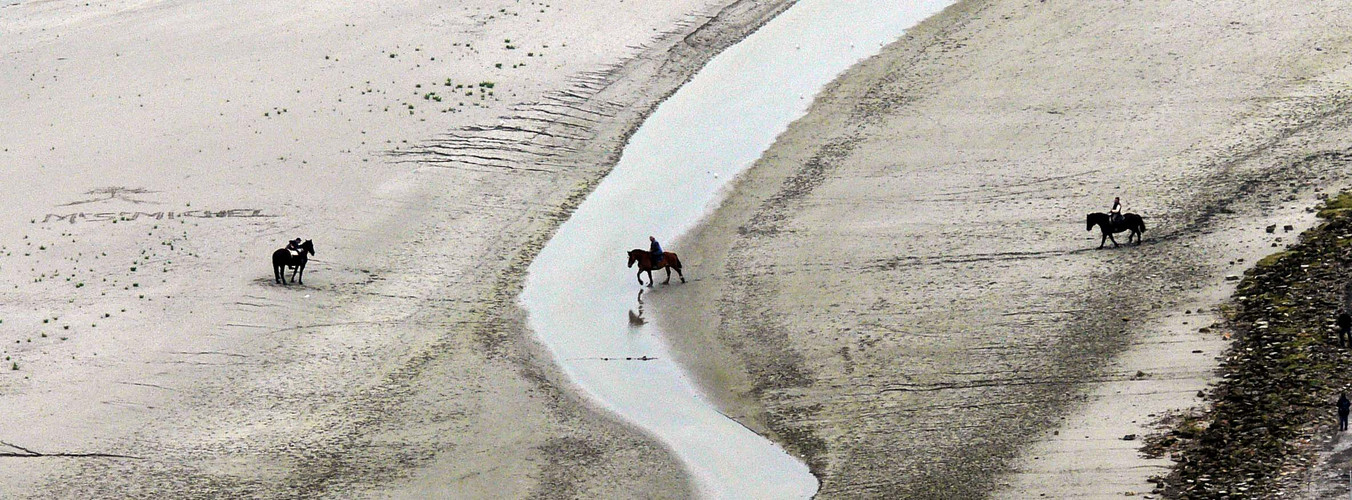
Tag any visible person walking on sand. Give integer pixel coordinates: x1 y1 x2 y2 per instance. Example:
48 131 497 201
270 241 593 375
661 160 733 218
1338 393 1351 431
1109 196 1124 228
1338 311 1351 347
649 236 664 267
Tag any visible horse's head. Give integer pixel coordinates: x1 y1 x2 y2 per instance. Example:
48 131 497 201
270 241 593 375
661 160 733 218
627 250 637 268
301 239 315 256
1086 213 1099 231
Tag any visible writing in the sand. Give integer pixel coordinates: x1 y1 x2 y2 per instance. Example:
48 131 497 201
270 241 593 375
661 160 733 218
42 209 273 224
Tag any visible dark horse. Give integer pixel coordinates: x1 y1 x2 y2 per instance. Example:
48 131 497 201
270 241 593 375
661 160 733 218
627 249 685 286
272 239 314 285
1086 212 1145 249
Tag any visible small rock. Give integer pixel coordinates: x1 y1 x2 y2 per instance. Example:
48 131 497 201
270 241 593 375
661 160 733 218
1266 225 1277 233
1123 434 1138 441
1225 275 1240 281
1283 225 1294 232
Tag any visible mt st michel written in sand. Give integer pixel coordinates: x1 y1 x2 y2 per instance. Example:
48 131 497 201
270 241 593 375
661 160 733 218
6 0 1352 498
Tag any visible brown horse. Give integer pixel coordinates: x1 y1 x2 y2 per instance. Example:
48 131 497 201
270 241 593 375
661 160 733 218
627 249 685 286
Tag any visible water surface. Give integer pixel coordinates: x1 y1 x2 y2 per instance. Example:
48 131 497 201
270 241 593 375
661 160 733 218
521 0 953 497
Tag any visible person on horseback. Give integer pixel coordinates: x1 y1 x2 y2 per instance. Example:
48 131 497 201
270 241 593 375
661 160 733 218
649 236 664 267
1109 197 1124 228
286 238 303 258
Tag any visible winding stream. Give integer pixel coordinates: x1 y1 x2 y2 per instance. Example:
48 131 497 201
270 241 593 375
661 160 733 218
520 0 952 497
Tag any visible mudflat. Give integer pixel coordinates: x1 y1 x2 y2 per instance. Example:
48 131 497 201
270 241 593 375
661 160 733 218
656 0 1352 497
0 0 796 496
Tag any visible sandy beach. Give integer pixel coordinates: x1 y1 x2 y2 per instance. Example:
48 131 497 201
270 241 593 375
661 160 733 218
10 0 1352 497
0 0 797 496
656 0 1352 497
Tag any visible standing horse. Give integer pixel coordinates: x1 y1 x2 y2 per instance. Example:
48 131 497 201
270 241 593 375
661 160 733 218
272 239 315 285
627 249 685 286
1086 212 1145 249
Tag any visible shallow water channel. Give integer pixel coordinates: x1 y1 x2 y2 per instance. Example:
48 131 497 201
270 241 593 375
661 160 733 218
520 0 952 497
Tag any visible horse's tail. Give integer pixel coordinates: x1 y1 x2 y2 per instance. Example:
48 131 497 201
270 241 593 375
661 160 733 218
667 252 681 270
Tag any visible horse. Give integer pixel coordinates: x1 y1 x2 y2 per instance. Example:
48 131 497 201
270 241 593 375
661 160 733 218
1086 212 1145 249
272 239 314 285
627 249 685 286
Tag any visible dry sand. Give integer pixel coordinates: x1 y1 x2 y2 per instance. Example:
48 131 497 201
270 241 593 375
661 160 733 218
0 0 798 496
657 0 1352 497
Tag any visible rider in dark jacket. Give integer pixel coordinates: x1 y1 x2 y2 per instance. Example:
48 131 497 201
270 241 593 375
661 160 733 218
649 236 663 267
1109 197 1124 227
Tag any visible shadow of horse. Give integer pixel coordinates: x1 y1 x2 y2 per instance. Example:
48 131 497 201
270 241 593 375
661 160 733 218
272 239 314 285
627 249 685 286
1086 212 1145 249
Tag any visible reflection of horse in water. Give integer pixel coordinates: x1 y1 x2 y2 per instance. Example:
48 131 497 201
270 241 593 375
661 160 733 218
627 249 684 286
1086 212 1145 249
272 239 315 285
628 289 648 326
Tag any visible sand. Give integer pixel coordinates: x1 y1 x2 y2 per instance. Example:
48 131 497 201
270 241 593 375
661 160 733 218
0 0 798 496
656 0 1352 497
12 0 1352 496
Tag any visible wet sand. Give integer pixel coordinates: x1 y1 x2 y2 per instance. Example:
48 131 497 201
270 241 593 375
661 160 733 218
0 0 795 496
656 0 1352 497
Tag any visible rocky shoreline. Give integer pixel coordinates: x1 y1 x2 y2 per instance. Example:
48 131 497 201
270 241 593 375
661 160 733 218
1150 192 1352 498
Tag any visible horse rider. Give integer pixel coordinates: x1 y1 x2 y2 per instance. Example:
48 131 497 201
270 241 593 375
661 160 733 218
286 238 303 257
649 236 664 267
1109 197 1124 228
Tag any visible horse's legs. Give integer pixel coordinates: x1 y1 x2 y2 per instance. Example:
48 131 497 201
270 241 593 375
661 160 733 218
663 267 671 285
275 265 284 284
1099 231 1107 249
636 269 645 285
675 267 685 283
296 263 305 285
1109 232 1119 247
646 269 654 287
